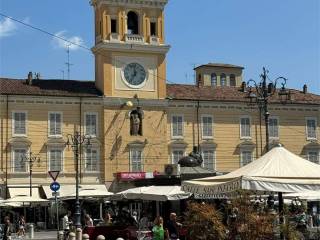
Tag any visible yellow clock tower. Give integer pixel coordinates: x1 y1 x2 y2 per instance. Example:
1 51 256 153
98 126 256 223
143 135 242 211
90 0 170 99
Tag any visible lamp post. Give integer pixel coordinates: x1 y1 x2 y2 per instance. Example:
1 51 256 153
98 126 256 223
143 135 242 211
66 131 91 229
21 152 40 197
246 67 289 239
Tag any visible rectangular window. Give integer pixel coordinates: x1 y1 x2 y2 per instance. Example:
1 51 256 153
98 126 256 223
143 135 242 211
111 19 117 33
306 118 317 140
130 149 143 172
241 151 252 167
269 117 279 138
85 113 98 137
202 115 213 139
13 149 27 173
308 151 319 164
85 149 99 172
202 150 215 170
49 149 63 171
49 112 62 136
240 117 251 138
150 22 156 36
13 112 26 135
172 115 183 138
172 150 184 164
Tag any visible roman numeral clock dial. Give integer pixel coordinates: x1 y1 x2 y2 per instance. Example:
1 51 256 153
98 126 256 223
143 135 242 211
123 62 147 88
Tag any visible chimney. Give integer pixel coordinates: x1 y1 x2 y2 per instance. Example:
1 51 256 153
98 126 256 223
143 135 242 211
303 84 307 94
240 81 246 92
26 72 33 85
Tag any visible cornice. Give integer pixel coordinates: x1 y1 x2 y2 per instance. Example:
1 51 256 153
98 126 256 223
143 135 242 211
103 97 169 108
91 0 168 9
92 42 170 54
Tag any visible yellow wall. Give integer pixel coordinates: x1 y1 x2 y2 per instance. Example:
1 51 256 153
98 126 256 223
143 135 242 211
196 67 243 87
0 95 319 187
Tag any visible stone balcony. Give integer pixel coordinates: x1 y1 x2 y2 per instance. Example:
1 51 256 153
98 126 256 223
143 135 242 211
109 33 120 42
125 34 145 43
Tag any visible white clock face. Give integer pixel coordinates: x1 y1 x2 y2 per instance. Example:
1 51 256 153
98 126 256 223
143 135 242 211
123 63 147 88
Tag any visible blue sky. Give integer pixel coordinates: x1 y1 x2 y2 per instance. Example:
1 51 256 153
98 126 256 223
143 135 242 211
0 0 319 94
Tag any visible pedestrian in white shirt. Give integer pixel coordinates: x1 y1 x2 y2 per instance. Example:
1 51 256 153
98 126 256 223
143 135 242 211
62 211 72 239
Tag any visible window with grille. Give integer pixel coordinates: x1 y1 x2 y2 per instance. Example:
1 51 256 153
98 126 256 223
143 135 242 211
202 150 215 170
172 115 183 138
202 115 213 139
130 149 143 172
13 112 26 135
306 118 317 140
49 149 63 171
85 148 99 172
49 112 62 136
220 73 226 86
211 73 217 86
241 151 252 166
269 117 279 138
307 151 319 164
230 74 236 86
13 149 27 172
240 117 251 138
172 150 184 164
85 113 98 137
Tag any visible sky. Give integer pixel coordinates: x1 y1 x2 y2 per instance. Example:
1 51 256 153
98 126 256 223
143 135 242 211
0 0 319 94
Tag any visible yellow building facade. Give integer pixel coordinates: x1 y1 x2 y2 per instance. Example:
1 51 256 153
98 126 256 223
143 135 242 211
0 0 319 197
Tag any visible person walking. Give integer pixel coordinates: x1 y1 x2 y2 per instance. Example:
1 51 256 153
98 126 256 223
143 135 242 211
17 215 26 237
152 216 165 240
166 213 182 240
62 211 72 240
2 216 13 240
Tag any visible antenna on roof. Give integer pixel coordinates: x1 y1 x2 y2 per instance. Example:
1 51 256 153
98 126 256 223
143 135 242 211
65 44 73 80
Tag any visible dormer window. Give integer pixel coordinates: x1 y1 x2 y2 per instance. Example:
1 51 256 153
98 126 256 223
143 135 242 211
220 73 226 86
211 73 217 86
230 74 236 86
127 11 139 35
150 22 157 36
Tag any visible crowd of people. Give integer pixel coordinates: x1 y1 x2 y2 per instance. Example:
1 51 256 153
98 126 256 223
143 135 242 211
0 215 26 240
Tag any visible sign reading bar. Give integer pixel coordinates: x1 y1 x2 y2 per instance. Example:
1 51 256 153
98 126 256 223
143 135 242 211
117 172 146 181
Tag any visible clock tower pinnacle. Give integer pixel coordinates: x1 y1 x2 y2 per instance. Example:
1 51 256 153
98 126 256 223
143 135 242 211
90 0 170 99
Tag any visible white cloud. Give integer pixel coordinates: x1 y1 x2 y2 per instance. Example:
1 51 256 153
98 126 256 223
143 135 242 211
0 18 17 38
53 31 85 51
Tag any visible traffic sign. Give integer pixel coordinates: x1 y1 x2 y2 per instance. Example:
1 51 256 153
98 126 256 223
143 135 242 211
48 171 60 181
50 181 60 192
52 191 60 197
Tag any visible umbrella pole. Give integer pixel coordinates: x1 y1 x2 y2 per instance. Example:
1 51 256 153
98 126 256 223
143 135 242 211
278 192 284 240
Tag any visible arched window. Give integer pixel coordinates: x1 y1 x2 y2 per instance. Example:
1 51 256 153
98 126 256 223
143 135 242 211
211 73 217 86
127 11 139 35
230 74 236 86
220 73 226 86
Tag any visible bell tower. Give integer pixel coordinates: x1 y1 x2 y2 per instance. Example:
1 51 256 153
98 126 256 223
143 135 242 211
90 0 170 99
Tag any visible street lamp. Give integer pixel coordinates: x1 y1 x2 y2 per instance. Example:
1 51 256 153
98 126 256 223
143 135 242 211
21 152 40 197
66 131 91 229
246 67 289 152
246 67 289 239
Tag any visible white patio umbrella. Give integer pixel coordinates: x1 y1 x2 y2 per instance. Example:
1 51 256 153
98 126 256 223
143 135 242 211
43 184 113 200
283 191 320 201
4 195 49 206
111 185 191 201
182 145 320 195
